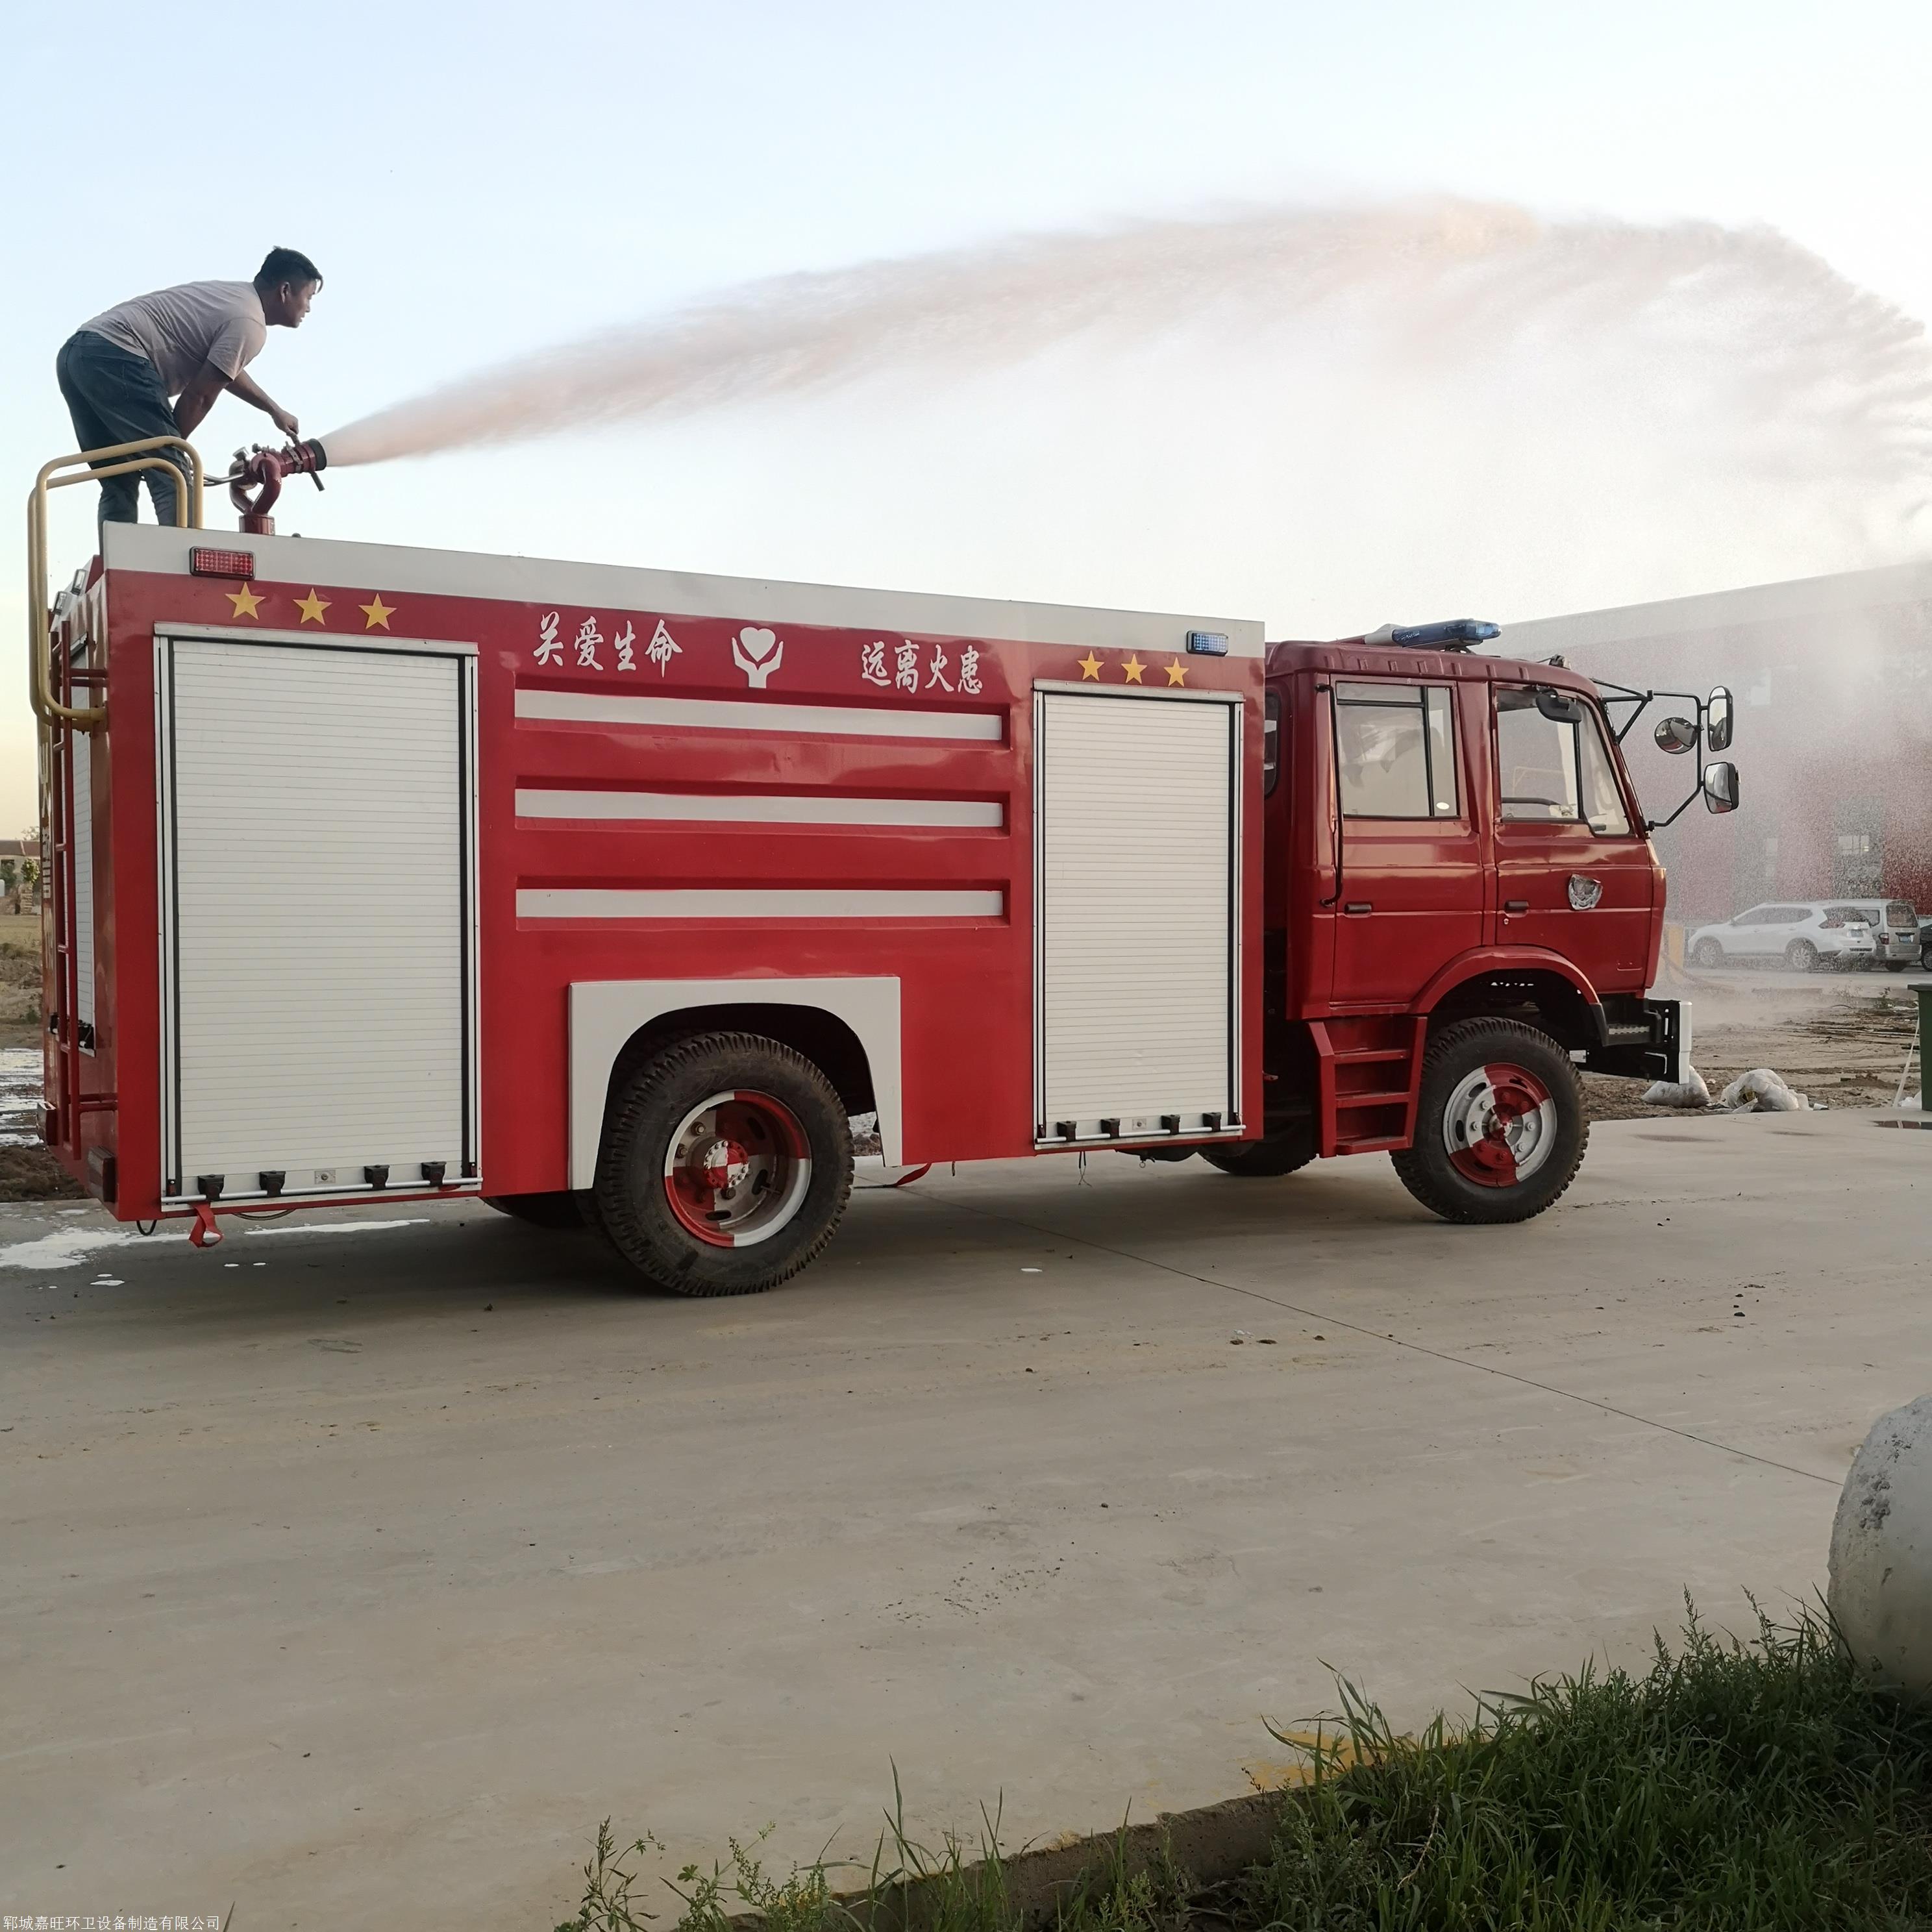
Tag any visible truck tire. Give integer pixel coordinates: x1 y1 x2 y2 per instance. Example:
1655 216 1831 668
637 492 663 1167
593 1031 853 1296
482 1191 597 1230
1202 1122 1317 1177
1390 1018 1586 1225
1785 939 1818 972
1691 939 1723 969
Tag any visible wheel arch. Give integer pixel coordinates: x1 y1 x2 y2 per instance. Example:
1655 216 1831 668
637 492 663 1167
569 978 902 1187
1415 948 1605 1054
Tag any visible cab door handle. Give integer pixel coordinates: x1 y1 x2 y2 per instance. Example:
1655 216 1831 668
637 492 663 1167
1344 901 1373 915
1504 899 1530 913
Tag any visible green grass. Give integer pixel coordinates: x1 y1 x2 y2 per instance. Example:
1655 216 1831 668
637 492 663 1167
555 1602 1932 1931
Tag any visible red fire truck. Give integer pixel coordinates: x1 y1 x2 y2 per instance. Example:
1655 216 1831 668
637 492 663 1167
30 436 1736 1295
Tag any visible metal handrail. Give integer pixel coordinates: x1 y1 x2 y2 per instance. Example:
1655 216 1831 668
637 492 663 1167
28 436 204 732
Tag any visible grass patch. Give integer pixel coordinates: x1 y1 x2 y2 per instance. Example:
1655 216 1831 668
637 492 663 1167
556 1602 1932 1931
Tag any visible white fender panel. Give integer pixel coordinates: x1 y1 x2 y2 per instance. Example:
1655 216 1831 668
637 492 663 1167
569 978 904 1187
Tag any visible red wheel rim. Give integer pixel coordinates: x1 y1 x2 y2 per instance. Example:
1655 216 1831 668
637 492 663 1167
663 1090 811 1247
1442 1061 1557 1188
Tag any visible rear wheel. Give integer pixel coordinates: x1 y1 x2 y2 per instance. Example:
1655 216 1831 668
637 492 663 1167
1202 1122 1317 1177
1786 939 1819 972
1691 938 1723 969
1390 1018 1586 1225
593 1031 853 1296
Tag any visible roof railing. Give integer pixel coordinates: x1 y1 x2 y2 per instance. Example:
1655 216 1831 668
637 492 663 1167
29 436 204 733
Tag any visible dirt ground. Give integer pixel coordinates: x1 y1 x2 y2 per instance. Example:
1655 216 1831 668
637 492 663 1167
0 911 40 1050
1582 967 1924 1121
0 913 80 1199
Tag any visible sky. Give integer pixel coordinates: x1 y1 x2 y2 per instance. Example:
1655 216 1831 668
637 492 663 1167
6 0 1932 834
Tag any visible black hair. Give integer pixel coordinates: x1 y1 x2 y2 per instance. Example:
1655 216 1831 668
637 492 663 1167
256 247 323 290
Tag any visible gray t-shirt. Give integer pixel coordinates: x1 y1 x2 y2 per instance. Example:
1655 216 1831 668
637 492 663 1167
82 280 267 396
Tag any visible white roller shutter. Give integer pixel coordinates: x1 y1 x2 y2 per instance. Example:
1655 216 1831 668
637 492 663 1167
157 632 478 1203
1034 688 1241 1143
70 693 97 1048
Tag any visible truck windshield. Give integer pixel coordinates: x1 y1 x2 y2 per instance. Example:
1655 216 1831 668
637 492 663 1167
1496 689 1631 836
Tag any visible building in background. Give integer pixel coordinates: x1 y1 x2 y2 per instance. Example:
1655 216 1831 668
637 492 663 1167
0 836 42 913
1496 560 1932 926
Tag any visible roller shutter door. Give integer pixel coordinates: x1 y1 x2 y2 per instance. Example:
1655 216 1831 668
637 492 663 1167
71 700 96 1045
158 633 478 1203
1034 688 1241 1143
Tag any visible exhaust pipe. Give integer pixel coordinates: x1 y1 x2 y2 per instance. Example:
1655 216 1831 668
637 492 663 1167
228 436 328 535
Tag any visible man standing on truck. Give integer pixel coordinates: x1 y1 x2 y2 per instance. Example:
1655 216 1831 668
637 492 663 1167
55 248 323 528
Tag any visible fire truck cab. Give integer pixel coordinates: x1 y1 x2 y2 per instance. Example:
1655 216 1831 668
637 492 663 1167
31 438 1726 1296
1237 634 1695 1214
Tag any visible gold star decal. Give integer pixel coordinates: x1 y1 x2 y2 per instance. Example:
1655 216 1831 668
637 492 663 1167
225 584 264 619
1121 654 1146 684
360 595 395 631
1076 651 1103 680
295 589 330 625
1164 658 1188 686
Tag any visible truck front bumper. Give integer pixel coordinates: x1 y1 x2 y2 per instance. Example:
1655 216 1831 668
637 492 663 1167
1581 996 1689 1085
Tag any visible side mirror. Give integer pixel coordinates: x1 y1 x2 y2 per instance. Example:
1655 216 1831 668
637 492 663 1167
1653 716 1698 755
1702 760 1739 814
1706 686 1733 753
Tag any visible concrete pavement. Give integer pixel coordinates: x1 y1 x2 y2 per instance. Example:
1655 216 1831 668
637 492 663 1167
3 1112 1927 1927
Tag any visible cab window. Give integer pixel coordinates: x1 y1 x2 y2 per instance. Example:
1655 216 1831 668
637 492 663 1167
1496 689 1631 835
1333 682 1459 819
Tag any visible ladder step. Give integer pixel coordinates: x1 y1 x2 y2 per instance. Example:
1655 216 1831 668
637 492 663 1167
1332 1047 1411 1065
1334 1089 1411 1109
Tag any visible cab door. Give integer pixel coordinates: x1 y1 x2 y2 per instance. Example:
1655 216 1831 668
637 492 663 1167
1491 686 1657 987
1328 677 1484 1007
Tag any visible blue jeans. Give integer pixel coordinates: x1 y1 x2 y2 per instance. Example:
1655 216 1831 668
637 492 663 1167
56 330 195 528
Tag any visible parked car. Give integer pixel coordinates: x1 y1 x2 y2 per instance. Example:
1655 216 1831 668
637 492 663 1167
1688 902 1879 972
1825 899 1927 971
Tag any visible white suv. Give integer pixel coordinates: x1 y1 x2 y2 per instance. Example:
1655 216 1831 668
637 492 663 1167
1689 902 1878 972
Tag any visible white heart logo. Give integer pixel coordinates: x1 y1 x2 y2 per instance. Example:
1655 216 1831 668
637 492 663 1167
732 626 784 688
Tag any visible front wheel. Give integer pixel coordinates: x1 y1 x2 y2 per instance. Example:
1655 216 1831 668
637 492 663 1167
593 1031 853 1295
1390 1018 1587 1225
1786 939 1819 972
1690 939 1723 969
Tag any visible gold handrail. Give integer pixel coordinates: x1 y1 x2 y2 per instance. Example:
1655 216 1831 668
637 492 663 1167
29 436 204 732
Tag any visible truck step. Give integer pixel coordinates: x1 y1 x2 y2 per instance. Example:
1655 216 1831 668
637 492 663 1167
1334 1088 1411 1109
1332 1046 1411 1065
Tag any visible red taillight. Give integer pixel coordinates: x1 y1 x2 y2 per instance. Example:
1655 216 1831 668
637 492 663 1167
189 547 257 578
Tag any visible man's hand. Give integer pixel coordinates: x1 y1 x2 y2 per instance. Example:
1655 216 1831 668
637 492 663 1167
227 367 299 442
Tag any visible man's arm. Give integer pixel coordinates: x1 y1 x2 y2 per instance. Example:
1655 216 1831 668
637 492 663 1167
173 365 227 438
225 368 299 440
